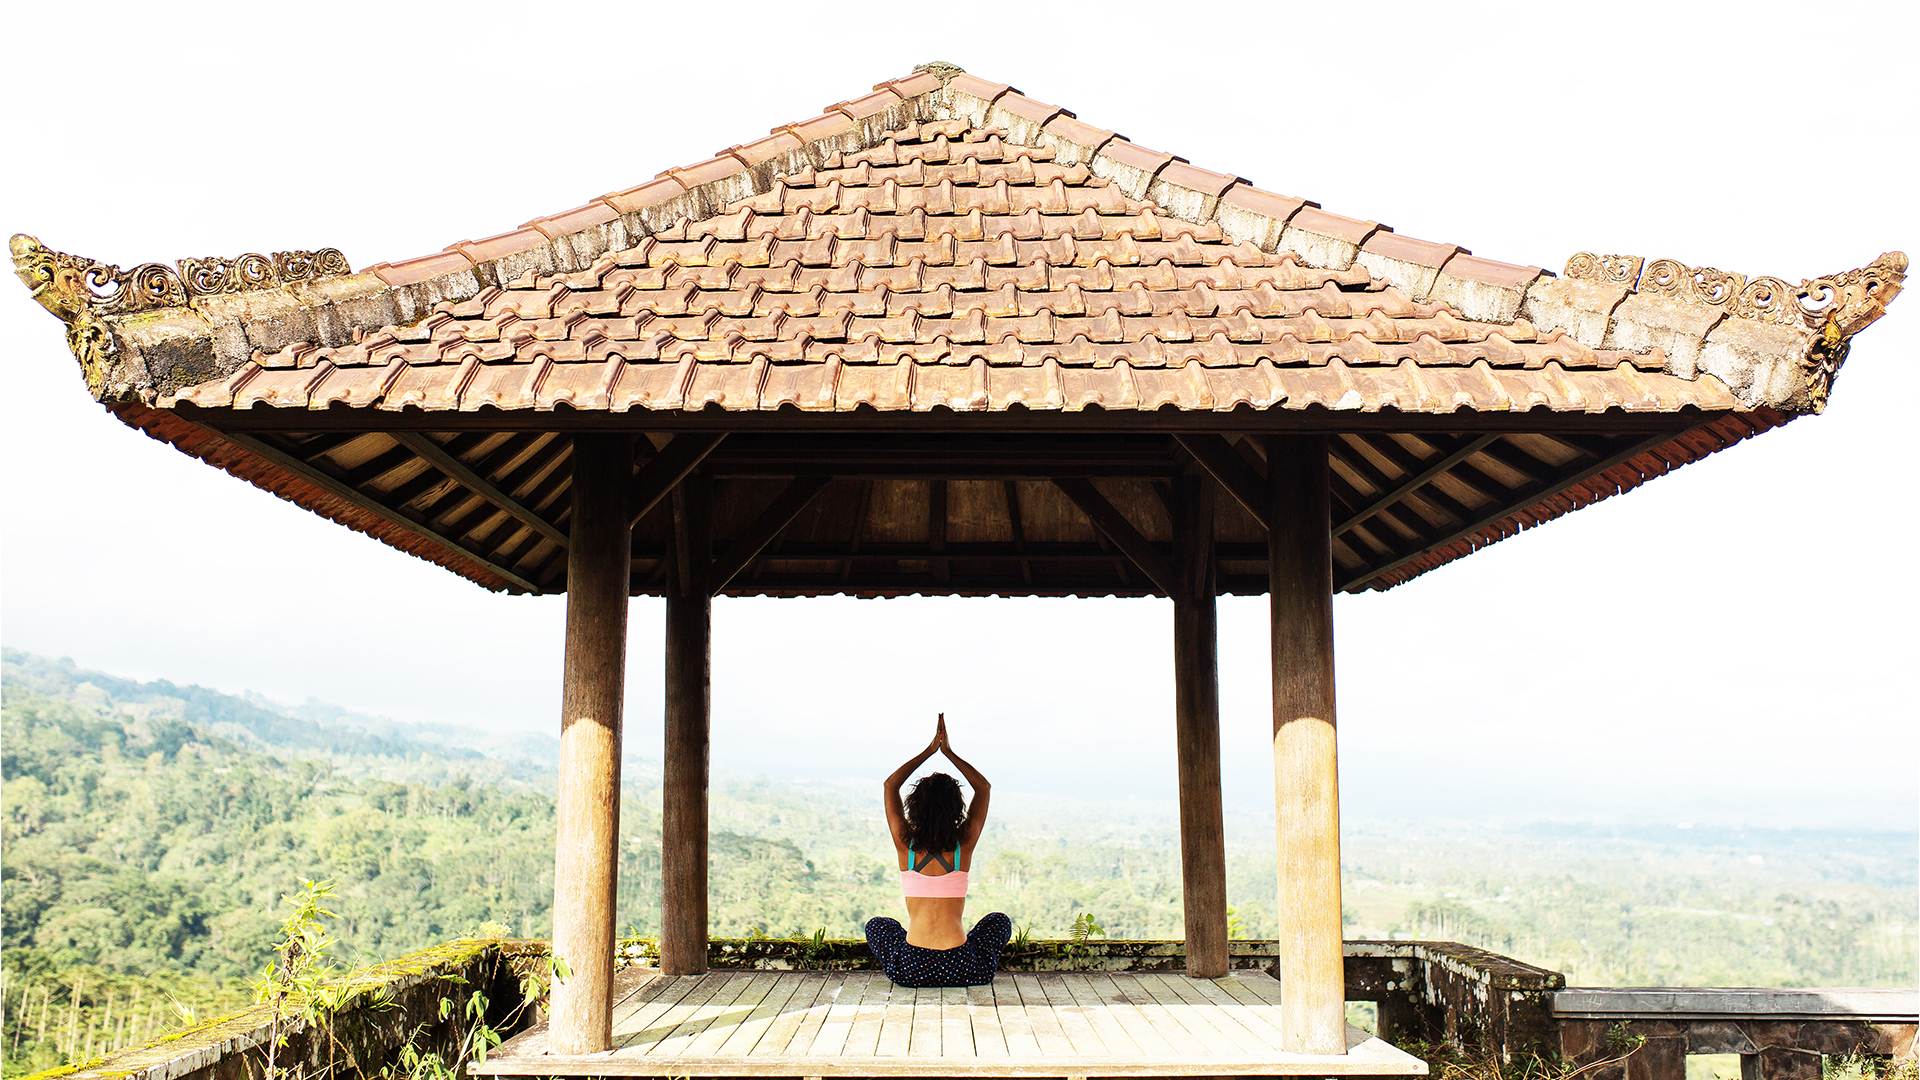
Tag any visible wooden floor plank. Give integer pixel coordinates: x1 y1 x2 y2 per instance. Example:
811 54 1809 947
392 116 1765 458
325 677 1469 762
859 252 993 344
1034 973 1108 1058
1140 973 1276 1055
1209 971 1290 1020
478 970 1437 1077
676 972 779 1058
841 975 889 1058
963 983 1008 1058
775 974 841 1056
875 980 914 1058
1182 972 1290 1049
938 985 973 1059
989 978 1041 1058
612 973 725 1054
1009 975 1074 1058
608 972 701 1043
609 969 671 1014
649 972 759 1058
907 987 944 1058
1097 973 1208 1058
1068 973 1152 1058
751 975 830 1057
711 972 807 1057
1083 973 1178 1057
811 973 872 1057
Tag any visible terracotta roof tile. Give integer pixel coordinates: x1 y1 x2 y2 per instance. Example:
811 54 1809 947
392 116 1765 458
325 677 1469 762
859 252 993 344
875 70 943 98
1090 139 1178 198
524 201 620 238
1038 114 1119 166
372 251 473 287
659 155 747 189
780 112 856 144
993 92 1066 128
239 103 1719 419
450 229 551 264
944 73 1014 103
727 131 806 167
605 178 686 215
75 68 1829 427
832 89 906 121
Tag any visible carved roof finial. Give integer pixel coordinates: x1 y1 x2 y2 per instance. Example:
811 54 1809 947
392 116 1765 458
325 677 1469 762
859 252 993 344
913 61 966 85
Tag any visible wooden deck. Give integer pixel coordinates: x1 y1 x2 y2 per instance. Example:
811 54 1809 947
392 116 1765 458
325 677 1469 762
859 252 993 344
474 969 1427 1077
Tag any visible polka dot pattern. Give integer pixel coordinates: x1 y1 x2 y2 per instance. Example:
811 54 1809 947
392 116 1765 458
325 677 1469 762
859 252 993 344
865 912 1012 988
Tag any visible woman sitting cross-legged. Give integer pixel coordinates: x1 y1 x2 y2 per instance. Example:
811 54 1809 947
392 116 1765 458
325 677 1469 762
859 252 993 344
865 714 1010 988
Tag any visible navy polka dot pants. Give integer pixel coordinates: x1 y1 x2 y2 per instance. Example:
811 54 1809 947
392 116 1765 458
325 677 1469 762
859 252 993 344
864 912 1011 988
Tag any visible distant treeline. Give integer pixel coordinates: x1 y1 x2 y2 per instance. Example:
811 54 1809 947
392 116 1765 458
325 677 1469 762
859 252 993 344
1 650 1914 1077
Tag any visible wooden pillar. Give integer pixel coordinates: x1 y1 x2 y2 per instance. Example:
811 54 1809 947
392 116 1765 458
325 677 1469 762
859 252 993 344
660 471 711 976
1171 474 1229 979
1266 434 1345 1055
549 434 633 1055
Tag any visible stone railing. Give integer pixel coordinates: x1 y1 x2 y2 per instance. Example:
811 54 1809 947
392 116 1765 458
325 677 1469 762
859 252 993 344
30 937 1916 1080
28 940 540 1080
1555 987 1918 1080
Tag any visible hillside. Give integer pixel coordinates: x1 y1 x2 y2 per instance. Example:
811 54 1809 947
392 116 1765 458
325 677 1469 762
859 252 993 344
1 649 1913 1076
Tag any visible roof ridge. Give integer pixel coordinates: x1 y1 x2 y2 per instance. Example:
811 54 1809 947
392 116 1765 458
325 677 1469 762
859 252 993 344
11 67 1904 416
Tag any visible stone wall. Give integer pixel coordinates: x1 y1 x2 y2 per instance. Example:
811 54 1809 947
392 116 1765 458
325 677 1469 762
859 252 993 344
33 938 1914 1080
28 940 539 1080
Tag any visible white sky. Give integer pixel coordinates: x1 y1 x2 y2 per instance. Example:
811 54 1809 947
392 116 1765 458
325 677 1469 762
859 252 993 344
3 1 1915 829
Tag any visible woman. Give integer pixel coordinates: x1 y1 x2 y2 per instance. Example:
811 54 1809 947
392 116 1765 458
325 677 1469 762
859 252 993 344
864 714 1010 987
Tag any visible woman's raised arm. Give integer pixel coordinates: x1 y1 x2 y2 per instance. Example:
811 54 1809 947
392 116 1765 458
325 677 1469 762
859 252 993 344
882 718 942 854
940 720 992 850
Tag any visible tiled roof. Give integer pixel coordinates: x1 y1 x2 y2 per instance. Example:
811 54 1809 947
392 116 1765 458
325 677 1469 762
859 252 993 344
15 68 1903 421
8 65 1906 598
166 114 1732 419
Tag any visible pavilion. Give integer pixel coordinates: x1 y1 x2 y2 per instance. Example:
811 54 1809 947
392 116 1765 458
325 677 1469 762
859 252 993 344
11 62 1904 1071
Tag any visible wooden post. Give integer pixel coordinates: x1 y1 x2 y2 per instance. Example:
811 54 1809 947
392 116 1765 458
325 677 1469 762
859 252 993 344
549 434 633 1055
661 470 711 976
1171 474 1229 979
1266 434 1346 1055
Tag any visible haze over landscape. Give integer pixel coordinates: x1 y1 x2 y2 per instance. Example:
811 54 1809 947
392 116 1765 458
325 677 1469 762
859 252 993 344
2 3 1916 1076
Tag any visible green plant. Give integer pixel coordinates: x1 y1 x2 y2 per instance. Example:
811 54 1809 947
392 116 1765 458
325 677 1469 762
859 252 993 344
1011 924 1032 949
382 982 502 1080
799 928 831 967
1065 912 1106 961
1226 906 1247 941
251 879 344 1080
1068 912 1105 945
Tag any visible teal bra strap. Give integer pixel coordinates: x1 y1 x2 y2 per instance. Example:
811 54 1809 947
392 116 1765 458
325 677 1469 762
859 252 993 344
907 848 915 871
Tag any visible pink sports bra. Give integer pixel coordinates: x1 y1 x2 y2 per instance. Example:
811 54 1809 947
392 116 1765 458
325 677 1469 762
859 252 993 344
900 848 969 898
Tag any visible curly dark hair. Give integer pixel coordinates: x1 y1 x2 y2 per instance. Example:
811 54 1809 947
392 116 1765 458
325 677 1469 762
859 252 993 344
902 772 968 858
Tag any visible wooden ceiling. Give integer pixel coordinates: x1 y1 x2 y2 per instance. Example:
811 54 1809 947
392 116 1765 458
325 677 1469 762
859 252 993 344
125 408 1782 597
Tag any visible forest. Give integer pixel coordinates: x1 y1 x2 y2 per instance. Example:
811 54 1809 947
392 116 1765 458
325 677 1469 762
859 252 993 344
2 648 1914 1077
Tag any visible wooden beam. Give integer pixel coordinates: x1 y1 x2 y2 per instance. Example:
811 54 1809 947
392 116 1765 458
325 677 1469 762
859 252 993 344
208 428 543 594
930 480 950 585
1051 478 1178 597
1173 434 1271 530
548 434 633 1054
1171 474 1227 980
1340 429 1687 591
636 541 1272 564
394 432 570 549
204 403 1710 435
1334 433 1497 537
708 476 834 595
1266 434 1345 1055
661 472 711 977
1003 480 1032 586
628 433 726 527
840 479 873 583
